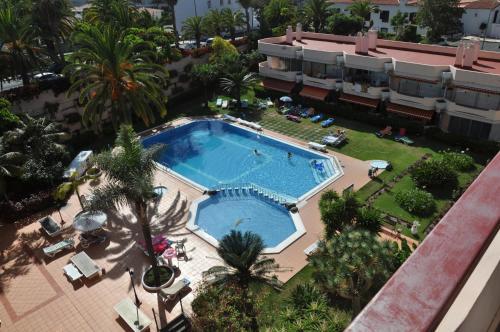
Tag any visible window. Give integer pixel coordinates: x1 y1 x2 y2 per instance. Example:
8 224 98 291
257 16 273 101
207 0 211 8
451 88 500 110
220 0 223 5
448 116 491 140
380 10 390 23
493 10 499 24
394 78 443 98
228 0 231 4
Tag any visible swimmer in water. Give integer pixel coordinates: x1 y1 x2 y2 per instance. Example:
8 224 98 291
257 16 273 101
254 149 260 156
288 152 292 159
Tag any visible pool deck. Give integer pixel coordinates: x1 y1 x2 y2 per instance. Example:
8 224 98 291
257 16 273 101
0 117 402 331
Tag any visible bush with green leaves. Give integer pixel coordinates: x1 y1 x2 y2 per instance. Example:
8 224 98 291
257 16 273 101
395 188 435 216
0 98 20 134
440 151 475 172
410 158 458 189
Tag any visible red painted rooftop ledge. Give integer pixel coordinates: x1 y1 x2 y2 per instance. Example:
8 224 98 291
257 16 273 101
347 153 500 332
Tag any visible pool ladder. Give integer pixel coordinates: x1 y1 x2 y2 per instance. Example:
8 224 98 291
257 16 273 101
211 182 297 206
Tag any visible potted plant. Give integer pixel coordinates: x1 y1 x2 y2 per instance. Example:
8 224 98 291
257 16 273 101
86 166 102 179
141 264 175 292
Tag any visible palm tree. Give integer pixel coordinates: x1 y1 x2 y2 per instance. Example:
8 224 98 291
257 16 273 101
0 138 24 201
219 70 257 108
238 0 252 34
0 5 42 86
305 0 330 33
222 8 246 40
87 125 166 286
348 0 378 30
165 0 179 47
182 16 204 48
356 206 382 234
318 190 360 238
65 26 168 130
203 9 225 37
85 0 137 26
31 0 75 67
191 63 218 106
310 229 397 316
203 230 282 289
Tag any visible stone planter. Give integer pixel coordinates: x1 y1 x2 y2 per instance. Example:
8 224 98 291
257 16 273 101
85 167 102 180
141 265 175 292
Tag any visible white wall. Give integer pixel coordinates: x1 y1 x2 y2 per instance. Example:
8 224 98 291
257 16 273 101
462 8 493 37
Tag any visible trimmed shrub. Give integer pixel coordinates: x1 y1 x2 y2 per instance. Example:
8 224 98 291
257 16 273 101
440 151 475 172
0 98 20 134
410 158 458 189
395 188 436 216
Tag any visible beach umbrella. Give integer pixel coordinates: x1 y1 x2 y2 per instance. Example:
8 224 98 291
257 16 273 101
280 96 292 103
73 211 107 232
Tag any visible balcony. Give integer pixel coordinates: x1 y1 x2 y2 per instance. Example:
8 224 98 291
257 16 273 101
302 74 339 90
342 82 385 100
258 61 300 83
258 40 302 58
445 100 500 122
389 90 438 111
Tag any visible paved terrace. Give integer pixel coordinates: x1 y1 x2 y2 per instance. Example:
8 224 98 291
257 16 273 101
0 118 407 331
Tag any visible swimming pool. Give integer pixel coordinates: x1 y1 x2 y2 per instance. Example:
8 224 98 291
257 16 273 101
187 189 305 253
143 120 342 200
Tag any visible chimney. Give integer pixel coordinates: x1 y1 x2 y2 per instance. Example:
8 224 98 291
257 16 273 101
368 29 378 50
454 42 465 67
462 43 474 68
355 32 369 55
296 23 303 42
471 38 480 63
286 26 293 44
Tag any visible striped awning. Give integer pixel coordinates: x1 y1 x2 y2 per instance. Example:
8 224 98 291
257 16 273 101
387 103 434 121
261 78 296 94
338 93 380 108
299 85 330 101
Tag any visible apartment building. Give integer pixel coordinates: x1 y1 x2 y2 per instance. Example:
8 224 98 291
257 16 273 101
328 0 500 39
258 25 500 141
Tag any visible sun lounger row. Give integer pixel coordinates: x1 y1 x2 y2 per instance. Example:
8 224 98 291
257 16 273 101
223 115 262 131
308 142 327 152
322 133 346 147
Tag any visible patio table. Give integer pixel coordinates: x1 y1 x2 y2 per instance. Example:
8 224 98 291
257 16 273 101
70 252 101 279
114 298 151 332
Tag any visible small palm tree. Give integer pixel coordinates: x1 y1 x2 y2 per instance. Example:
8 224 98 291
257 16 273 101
305 0 330 32
311 229 397 316
191 63 218 105
238 0 253 34
0 139 25 201
219 70 257 108
87 125 166 286
182 16 204 48
348 0 378 30
65 26 168 130
0 5 42 86
203 9 225 37
85 0 137 26
221 8 246 40
318 190 360 238
203 230 282 289
31 0 75 66
54 171 87 210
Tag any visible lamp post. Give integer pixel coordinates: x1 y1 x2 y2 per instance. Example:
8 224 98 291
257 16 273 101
126 267 141 307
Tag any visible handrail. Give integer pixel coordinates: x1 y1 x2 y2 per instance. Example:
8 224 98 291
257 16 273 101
210 182 298 205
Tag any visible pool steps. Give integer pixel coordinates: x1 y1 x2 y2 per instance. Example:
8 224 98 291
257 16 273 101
309 160 336 184
210 182 298 206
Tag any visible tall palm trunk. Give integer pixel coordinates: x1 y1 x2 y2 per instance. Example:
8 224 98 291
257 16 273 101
136 201 161 286
170 4 179 48
244 8 250 35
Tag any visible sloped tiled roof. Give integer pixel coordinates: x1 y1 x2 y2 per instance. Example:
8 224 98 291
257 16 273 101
329 0 500 9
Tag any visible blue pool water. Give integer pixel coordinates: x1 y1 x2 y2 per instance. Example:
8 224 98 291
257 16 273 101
142 120 338 199
195 192 296 248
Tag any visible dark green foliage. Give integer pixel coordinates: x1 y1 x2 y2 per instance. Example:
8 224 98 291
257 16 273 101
356 207 383 233
399 24 421 42
326 13 363 35
440 151 475 172
0 98 20 134
417 0 464 41
319 190 365 238
288 282 325 310
410 158 458 189
391 239 416 267
395 188 436 216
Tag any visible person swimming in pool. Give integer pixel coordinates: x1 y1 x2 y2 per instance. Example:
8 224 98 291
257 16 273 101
288 152 292 159
254 149 260 156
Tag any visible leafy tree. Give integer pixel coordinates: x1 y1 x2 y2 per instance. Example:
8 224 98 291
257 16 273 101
182 16 204 48
191 64 218 106
0 98 20 135
238 0 253 34
191 282 262 331
410 158 458 189
203 230 282 289
87 125 166 286
395 188 435 216
326 13 363 35
390 10 407 39
54 171 88 210
0 138 25 200
31 0 75 67
391 238 416 267
209 36 238 64
263 0 297 36
164 0 179 47
417 0 464 42
440 151 475 172
356 207 383 233
318 190 360 238
348 0 378 30
203 9 225 37
66 26 168 130
222 8 246 40
220 69 257 108
3 116 69 186
305 0 330 32
0 4 42 85
311 230 398 316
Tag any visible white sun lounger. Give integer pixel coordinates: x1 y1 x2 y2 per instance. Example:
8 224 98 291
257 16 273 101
223 114 239 122
63 263 83 282
322 134 346 147
43 238 75 257
70 252 101 279
304 241 321 256
114 298 152 332
216 98 223 107
38 216 62 237
222 100 229 109
308 142 327 152
159 277 191 302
